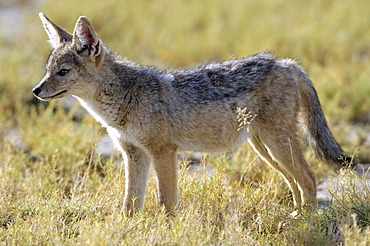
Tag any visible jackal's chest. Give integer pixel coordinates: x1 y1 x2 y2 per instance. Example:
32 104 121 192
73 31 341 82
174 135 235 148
75 97 142 147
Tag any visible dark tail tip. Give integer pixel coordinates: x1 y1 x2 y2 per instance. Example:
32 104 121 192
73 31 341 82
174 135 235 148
337 154 357 168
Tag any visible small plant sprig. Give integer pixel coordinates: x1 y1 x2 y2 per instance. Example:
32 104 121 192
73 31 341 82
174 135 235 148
236 107 257 132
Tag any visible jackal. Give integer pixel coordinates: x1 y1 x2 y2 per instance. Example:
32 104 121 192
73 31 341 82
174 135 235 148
33 13 352 216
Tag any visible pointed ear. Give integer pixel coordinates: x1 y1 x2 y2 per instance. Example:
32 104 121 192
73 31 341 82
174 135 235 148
72 16 102 57
39 12 72 49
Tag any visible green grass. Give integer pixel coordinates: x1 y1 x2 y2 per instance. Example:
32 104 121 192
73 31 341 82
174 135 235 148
0 0 369 245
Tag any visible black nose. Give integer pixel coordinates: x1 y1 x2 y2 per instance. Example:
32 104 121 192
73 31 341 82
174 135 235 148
33 87 41 96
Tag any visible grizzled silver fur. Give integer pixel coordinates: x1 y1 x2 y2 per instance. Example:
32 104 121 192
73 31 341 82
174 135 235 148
33 13 352 216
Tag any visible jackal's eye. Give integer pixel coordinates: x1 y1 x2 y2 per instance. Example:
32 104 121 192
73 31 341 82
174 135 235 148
57 69 70 76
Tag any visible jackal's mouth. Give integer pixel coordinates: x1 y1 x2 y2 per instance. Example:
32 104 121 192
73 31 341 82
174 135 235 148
38 90 68 101
51 89 68 98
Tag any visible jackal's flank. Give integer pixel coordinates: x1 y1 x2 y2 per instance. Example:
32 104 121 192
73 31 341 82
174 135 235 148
33 13 352 216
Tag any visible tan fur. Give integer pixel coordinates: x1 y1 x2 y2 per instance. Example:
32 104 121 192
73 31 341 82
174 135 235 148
33 13 352 216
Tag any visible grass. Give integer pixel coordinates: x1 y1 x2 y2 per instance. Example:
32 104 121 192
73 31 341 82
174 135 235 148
0 0 369 245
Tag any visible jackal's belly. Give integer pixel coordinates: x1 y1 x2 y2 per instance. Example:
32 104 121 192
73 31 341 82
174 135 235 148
174 125 250 153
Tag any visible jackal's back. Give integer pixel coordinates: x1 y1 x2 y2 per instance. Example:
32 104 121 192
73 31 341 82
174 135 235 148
170 52 276 103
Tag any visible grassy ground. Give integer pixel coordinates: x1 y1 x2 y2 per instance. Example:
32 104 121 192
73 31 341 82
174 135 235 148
0 0 369 245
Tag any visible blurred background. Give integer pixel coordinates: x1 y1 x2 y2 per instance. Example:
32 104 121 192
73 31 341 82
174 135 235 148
0 0 369 163
0 1 369 244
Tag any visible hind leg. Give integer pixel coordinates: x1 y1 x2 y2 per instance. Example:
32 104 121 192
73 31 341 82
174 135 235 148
250 125 316 208
248 136 302 207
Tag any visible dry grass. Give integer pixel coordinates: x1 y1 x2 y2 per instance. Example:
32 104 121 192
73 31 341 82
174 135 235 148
0 0 369 245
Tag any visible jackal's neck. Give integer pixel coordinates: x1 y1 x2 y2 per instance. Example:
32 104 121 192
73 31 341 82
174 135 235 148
106 53 163 83
77 52 170 129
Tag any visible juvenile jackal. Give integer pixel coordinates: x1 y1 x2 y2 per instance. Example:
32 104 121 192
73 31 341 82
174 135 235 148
33 13 352 216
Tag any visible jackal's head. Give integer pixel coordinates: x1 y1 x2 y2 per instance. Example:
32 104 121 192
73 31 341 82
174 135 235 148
33 13 105 101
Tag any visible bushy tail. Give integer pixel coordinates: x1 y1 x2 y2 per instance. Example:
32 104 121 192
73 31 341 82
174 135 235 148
294 66 354 167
